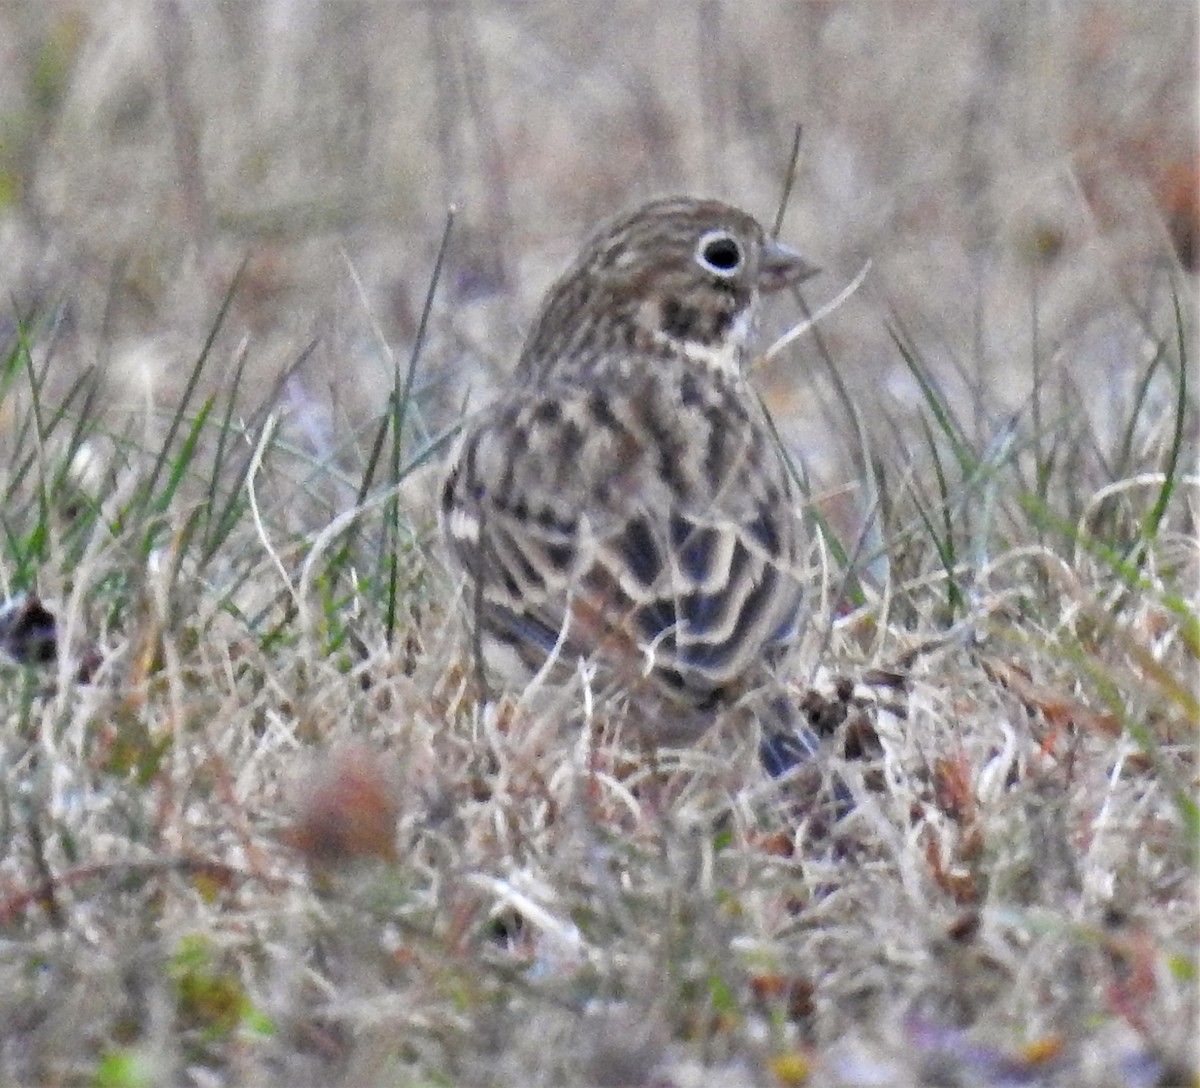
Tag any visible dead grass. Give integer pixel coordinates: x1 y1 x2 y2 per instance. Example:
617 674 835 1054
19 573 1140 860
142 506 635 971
0 2 1197 1086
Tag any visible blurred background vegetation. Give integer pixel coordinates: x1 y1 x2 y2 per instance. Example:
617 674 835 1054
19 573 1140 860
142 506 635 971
0 1 1194 488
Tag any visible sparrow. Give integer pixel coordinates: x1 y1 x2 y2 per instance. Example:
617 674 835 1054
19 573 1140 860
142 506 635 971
440 196 818 742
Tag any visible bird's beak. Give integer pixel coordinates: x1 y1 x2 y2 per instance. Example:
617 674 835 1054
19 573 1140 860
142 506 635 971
758 239 820 292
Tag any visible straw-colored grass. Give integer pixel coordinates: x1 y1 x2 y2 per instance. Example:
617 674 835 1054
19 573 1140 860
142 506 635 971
0 3 1195 1085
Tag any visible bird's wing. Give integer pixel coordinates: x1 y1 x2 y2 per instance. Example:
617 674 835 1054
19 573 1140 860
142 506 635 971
441 376 809 699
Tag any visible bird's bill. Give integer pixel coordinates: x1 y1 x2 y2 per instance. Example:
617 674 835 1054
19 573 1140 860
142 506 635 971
758 239 820 292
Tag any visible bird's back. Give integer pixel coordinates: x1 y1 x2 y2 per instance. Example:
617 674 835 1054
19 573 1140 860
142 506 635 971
441 355 808 708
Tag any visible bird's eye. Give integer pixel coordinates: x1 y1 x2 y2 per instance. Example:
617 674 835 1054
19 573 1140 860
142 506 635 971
695 231 744 277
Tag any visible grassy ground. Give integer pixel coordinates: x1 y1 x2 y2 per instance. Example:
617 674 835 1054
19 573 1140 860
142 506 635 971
0 2 1197 1085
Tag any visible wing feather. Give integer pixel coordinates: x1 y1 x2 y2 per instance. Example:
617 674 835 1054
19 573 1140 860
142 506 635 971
442 372 808 700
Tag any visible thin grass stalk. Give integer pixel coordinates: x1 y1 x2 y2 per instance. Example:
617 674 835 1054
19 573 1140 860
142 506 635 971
135 258 246 524
383 208 455 646
1138 290 1189 544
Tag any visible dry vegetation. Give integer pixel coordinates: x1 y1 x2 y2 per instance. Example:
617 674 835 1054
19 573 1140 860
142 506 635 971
0 2 1197 1086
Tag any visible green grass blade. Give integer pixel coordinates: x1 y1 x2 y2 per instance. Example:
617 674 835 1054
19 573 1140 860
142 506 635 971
1139 290 1189 543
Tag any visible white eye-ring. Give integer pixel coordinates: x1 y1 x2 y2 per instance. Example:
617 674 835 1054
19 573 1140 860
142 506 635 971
694 230 744 277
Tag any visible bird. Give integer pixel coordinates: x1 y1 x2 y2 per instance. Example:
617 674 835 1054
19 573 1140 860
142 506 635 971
440 196 819 744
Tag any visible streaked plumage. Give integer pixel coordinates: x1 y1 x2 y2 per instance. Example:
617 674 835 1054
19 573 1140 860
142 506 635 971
441 197 817 739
